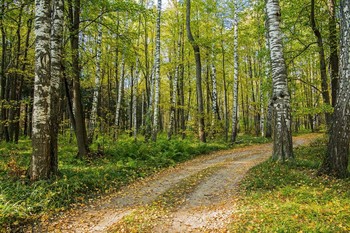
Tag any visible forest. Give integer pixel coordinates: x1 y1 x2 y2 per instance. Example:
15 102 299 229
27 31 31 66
0 0 349 231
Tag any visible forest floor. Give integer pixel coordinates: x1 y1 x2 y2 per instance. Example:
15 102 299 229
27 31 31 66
46 133 321 232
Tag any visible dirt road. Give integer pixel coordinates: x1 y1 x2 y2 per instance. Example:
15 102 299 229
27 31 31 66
48 134 321 232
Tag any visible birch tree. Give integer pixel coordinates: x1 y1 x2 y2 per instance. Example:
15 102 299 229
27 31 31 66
320 0 350 178
266 0 293 160
211 52 220 127
114 17 128 140
167 31 180 140
30 0 52 180
152 0 161 142
231 0 239 143
168 7 182 140
132 59 139 141
264 28 272 138
50 0 64 175
88 21 102 143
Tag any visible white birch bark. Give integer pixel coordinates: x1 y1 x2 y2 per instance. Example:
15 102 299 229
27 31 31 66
30 0 51 180
88 21 102 142
49 0 64 175
231 0 239 143
211 59 219 126
260 74 265 137
266 0 293 160
132 59 139 141
114 55 125 129
168 28 181 140
152 0 162 141
114 17 128 138
264 23 272 138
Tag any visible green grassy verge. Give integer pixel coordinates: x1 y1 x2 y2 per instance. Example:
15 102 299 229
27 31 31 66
229 137 350 232
1 133 250 231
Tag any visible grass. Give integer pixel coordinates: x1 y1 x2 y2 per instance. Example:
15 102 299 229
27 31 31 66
229 137 350 232
1 132 250 231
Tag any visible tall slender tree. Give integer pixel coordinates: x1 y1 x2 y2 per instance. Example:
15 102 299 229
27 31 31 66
152 0 161 141
88 20 103 143
50 0 64 175
186 0 206 142
30 0 52 180
231 0 239 143
310 0 331 125
68 0 89 157
320 0 350 178
266 0 293 161
167 28 180 140
328 0 339 107
0 0 9 141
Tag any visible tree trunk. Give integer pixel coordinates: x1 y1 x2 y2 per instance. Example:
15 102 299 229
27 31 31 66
310 0 331 126
179 20 186 139
132 62 139 141
186 0 206 142
15 8 33 143
30 0 52 180
221 20 228 142
50 0 64 175
264 29 272 138
231 0 239 143
320 0 350 178
266 0 293 161
152 0 161 142
68 0 89 157
152 0 162 142
260 66 265 137
88 21 102 143
114 43 126 139
0 0 9 141
328 0 339 107
211 53 220 125
168 19 181 140
8 3 24 143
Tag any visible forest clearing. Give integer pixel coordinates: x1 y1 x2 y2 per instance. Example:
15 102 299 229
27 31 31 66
0 0 350 231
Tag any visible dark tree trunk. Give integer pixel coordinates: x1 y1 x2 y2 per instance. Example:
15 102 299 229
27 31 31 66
328 0 339 107
186 0 206 142
68 0 89 157
310 0 331 125
0 0 9 141
319 0 350 178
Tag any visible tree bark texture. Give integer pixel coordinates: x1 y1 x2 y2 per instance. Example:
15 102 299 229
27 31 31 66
88 21 102 143
266 0 293 161
320 0 350 178
50 0 64 175
168 27 180 140
152 0 161 142
328 0 339 107
30 0 52 180
231 0 239 143
68 0 89 157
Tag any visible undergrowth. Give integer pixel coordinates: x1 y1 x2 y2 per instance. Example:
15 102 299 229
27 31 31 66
1 132 262 231
229 137 350 232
